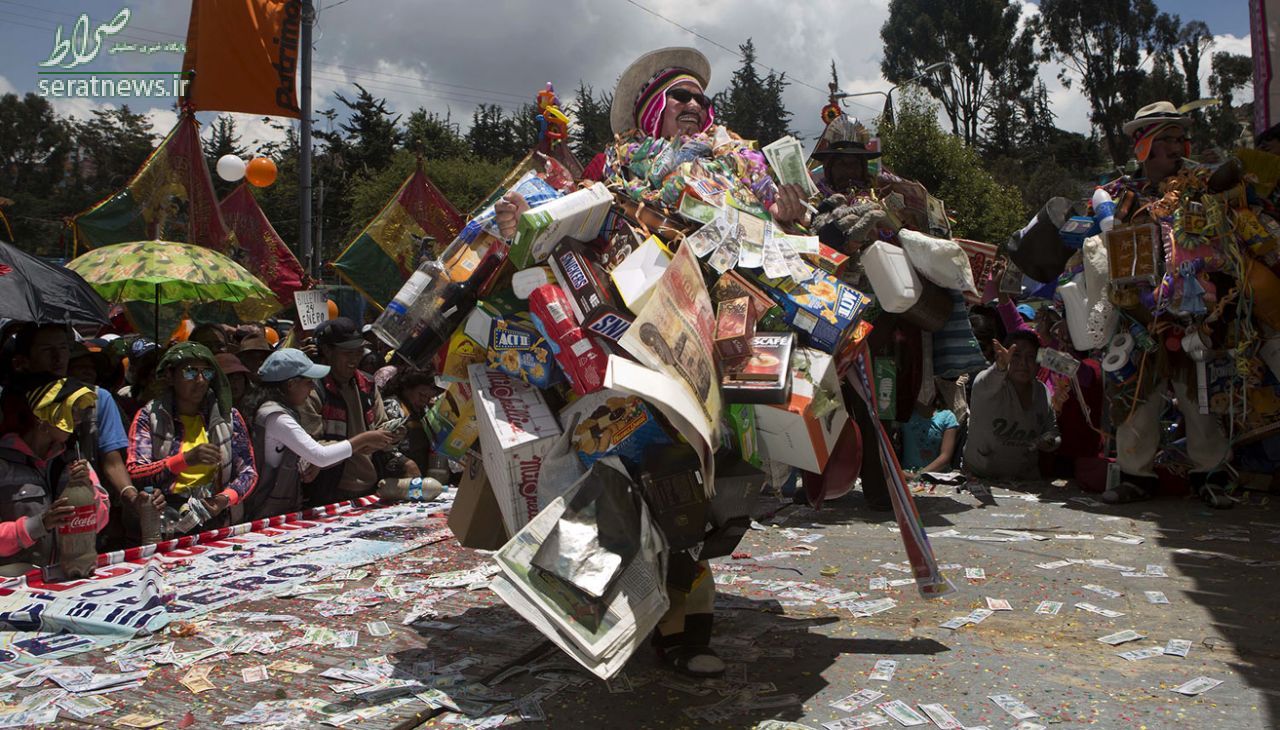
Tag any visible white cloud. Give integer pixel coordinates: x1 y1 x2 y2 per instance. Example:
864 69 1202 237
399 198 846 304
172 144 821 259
0 74 15 96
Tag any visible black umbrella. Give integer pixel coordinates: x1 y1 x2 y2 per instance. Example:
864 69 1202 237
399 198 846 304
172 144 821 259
0 241 110 326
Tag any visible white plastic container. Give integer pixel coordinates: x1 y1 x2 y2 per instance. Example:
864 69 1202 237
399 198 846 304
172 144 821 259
1058 277 1093 351
862 241 922 313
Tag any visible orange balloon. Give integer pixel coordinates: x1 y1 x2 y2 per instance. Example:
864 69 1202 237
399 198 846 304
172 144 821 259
326 300 339 319
264 326 279 346
245 157 278 187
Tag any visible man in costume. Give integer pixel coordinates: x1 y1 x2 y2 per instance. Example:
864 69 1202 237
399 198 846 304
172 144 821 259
1099 102 1232 507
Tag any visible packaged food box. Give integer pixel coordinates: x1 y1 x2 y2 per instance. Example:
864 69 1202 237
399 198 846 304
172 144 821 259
721 333 794 405
547 237 635 342
424 380 479 460
510 182 613 269
557 389 672 470
714 296 756 362
753 347 849 473
485 313 564 389
711 270 787 331
758 269 870 353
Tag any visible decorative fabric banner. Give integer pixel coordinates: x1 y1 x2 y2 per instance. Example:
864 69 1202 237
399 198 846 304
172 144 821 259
332 166 465 307
219 183 307 305
72 115 232 254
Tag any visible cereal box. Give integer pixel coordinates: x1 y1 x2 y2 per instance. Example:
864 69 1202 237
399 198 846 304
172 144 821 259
757 269 870 353
485 313 565 389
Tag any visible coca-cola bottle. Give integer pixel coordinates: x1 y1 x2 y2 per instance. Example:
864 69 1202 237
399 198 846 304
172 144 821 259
57 461 98 578
393 252 504 367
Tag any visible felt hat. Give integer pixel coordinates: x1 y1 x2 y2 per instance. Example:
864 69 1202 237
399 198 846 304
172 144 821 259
609 47 712 135
1122 101 1191 138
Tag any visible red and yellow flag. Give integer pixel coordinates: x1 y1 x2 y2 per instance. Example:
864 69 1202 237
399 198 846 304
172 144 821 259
72 114 232 253
181 0 302 118
331 166 464 307
220 184 307 305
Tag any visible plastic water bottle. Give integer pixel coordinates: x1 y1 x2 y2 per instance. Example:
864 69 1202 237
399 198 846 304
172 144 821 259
377 477 444 502
57 467 98 578
138 486 161 545
1092 188 1116 232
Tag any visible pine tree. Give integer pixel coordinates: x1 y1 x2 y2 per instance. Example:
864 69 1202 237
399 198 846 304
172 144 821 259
330 84 402 174
467 104 516 162
203 115 248 165
404 108 468 160
568 81 613 161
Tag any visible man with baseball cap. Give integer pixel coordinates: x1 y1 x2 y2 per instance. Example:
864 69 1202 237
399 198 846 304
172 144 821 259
298 317 409 505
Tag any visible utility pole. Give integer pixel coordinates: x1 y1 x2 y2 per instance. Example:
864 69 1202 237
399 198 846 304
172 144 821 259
298 0 315 279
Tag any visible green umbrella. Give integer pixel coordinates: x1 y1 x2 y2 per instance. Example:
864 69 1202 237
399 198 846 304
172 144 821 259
66 240 280 339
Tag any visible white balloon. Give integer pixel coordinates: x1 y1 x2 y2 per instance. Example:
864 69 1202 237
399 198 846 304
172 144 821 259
216 154 246 182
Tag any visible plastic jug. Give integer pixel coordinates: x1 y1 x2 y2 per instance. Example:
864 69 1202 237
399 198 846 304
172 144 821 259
861 241 922 313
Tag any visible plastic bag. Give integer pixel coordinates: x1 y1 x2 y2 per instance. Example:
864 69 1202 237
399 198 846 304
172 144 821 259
898 228 978 294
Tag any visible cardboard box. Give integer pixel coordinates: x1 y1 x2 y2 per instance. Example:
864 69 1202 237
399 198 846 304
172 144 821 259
801 243 850 277
711 270 787 331
511 182 613 269
469 364 563 535
547 238 634 342
714 297 756 362
610 235 671 314
757 269 870 353
447 452 509 550
557 389 672 470
754 347 849 473
439 328 488 383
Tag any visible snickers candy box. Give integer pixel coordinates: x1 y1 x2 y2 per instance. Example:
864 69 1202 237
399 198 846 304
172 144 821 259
547 238 635 342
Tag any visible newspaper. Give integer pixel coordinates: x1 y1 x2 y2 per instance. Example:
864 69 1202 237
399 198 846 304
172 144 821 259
491 490 669 679
618 242 721 443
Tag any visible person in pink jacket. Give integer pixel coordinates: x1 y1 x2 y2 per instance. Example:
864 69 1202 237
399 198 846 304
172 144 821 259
0 375 111 575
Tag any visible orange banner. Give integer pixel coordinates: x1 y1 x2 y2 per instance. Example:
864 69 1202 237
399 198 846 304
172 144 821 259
181 0 301 118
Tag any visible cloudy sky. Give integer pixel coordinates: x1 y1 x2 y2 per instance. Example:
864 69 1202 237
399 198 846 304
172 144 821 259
0 0 1254 150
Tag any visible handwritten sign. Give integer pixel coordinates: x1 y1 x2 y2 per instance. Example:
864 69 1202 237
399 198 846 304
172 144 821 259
294 290 329 331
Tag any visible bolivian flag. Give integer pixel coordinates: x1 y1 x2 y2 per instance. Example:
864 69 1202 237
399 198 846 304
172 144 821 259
72 114 232 254
332 165 463 307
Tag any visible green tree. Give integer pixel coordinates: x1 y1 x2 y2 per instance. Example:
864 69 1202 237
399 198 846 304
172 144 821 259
712 39 794 145
881 0 1037 146
404 108 468 160
71 106 156 195
1038 0 1160 167
0 93 73 251
1208 52 1254 148
328 84 402 175
467 104 516 162
1176 20 1213 101
248 118 302 254
880 90 1027 243
568 81 612 162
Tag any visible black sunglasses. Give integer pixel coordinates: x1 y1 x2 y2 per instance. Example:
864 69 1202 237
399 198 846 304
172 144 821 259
666 87 712 109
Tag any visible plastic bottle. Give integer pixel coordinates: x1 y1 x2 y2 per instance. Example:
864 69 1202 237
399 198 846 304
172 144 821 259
1091 188 1116 233
861 241 922 313
57 465 98 579
377 477 443 502
138 486 161 545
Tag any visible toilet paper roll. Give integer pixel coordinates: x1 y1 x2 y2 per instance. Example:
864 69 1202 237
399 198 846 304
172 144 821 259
1108 331 1134 355
1102 348 1137 382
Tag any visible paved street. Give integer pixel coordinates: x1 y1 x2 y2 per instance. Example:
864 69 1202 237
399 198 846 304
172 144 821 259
447 481 1279 729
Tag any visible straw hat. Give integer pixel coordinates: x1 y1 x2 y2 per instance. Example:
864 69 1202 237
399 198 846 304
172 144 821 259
1122 101 1190 137
609 47 712 135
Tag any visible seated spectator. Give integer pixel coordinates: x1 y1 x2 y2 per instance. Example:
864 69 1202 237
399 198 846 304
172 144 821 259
216 353 255 415
381 365 439 477
235 336 273 380
300 317 408 505
900 392 960 474
0 376 110 576
126 342 257 534
242 349 394 521
964 331 1060 481
189 323 230 354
